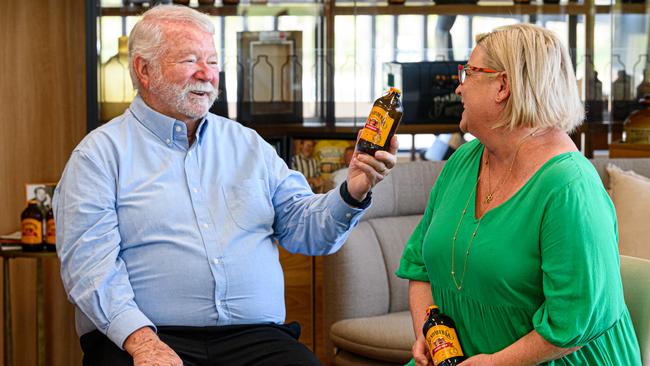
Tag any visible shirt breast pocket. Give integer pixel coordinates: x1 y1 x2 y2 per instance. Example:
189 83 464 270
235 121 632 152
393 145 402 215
222 179 275 233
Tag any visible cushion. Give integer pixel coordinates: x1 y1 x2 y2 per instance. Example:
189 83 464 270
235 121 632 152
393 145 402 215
620 255 650 365
334 350 403 366
330 311 415 363
606 164 650 260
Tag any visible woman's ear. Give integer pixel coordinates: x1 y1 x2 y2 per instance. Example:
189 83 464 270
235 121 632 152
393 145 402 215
495 73 510 103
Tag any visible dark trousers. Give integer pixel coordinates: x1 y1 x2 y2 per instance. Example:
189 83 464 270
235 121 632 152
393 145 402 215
80 322 322 366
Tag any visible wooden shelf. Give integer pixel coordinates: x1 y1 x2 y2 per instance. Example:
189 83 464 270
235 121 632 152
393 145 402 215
609 141 650 158
335 2 590 16
101 3 323 17
101 2 629 17
252 123 460 137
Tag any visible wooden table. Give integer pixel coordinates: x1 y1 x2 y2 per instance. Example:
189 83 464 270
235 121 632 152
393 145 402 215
609 141 650 158
1 249 57 366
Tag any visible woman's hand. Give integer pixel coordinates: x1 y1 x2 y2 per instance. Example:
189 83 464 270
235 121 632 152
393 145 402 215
412 334 432 366
459 353 496 365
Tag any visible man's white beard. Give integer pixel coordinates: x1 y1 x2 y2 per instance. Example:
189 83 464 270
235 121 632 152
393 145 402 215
150 74 218 120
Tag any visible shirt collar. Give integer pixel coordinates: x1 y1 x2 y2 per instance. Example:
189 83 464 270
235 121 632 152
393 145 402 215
129 94 209 148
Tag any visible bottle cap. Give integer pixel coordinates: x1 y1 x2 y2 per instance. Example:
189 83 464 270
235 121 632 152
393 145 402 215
388 87 402 95
426 305 439 316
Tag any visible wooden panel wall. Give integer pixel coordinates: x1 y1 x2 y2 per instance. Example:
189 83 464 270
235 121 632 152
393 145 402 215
0 0 87 365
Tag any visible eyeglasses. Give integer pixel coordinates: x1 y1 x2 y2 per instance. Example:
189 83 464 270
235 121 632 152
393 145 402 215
457 64 500 85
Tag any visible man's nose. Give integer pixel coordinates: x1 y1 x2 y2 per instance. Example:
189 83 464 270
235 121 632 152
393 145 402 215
195 62 218 81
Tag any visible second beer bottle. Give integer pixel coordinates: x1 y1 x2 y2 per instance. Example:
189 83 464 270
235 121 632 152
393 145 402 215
422 305 466 366
356 88 403 156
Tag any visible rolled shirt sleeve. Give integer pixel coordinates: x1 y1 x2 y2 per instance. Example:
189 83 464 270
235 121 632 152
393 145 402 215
54 150 154 349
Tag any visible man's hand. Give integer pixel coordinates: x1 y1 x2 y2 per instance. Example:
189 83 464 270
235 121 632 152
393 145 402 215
412 334 432 366
123 327 182 366
346 135 398 201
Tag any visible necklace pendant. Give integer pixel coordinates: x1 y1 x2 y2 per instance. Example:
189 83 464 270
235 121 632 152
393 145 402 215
485 194 493 204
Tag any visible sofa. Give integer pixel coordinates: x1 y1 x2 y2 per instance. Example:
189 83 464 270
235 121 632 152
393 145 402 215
323 157 650 366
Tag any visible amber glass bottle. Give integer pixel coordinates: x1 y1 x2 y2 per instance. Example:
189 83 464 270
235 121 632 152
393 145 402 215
45 207 56 251
21 200 44 251
357 88 403 156
422 305 466 366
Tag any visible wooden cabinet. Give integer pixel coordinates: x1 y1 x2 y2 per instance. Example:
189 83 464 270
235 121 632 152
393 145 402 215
609 141 650 158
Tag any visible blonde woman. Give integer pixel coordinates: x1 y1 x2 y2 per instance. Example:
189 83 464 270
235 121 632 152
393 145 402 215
397 24 641 365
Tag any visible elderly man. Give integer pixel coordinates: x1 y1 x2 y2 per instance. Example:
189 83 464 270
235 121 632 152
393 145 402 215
54 4 396 366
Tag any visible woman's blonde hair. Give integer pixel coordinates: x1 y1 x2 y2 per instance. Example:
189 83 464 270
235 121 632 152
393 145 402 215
476 23 584 132
128 5 215 90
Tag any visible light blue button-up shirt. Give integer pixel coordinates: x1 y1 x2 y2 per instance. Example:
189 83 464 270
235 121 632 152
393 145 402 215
54 96 366 349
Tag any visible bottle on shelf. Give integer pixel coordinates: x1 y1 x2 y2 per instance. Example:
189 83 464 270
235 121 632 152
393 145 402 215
172 0 190 5
613 69 634 121
198 0 215 4
21 200 44 252
100 36 136 122
45 207 56 251
357 88 403 156
422 305 466 366
624 97 650 144
636 67 650 101
583 56 603 123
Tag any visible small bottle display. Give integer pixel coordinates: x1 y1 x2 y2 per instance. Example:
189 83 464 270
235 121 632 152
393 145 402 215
422 305 466 366
357 88 403 156
45 207 56 251
21 200 44 252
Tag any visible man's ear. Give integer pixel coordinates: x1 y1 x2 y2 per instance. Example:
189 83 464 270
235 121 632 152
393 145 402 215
133 55 152 89
495 73 510 103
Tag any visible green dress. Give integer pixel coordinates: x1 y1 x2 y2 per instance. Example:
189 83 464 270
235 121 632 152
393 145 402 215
396 139 641 365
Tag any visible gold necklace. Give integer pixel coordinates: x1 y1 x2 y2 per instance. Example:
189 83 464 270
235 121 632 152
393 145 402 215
450 128 543 291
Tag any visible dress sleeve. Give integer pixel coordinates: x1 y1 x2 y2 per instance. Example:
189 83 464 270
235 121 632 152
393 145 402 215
395 166 447 282
532 177 624 347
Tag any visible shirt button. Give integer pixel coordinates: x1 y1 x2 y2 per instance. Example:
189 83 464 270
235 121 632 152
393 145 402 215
216 300 222 306
193 188 198 193
166 138 171 144
188 151 192 156
213 258 220 265
345 213 352 218
175 126 182 132
203 223 209 228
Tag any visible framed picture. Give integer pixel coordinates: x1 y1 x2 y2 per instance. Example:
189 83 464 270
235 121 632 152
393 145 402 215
291 138 356 193
25 183 56 214
264 136 289 163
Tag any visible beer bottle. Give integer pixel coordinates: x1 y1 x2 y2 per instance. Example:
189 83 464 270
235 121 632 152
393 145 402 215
45 207 56 251
21 200 44 252
357 88 403 156
422 305 466 366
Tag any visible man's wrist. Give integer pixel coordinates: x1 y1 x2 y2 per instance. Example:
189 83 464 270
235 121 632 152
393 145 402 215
123 326 158 355
340 181 372 209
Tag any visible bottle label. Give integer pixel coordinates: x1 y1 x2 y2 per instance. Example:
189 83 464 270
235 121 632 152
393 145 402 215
425 325 464 366
46 218 56 245
360 106 394 147
22 218 43 245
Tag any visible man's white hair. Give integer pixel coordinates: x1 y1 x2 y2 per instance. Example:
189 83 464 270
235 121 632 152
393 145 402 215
128 5 214 90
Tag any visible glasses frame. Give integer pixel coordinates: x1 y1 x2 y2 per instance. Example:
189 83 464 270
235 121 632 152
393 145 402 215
457 64 500 85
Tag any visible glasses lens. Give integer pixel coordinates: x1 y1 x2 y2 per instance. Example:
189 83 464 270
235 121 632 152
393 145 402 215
459 68 465 84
